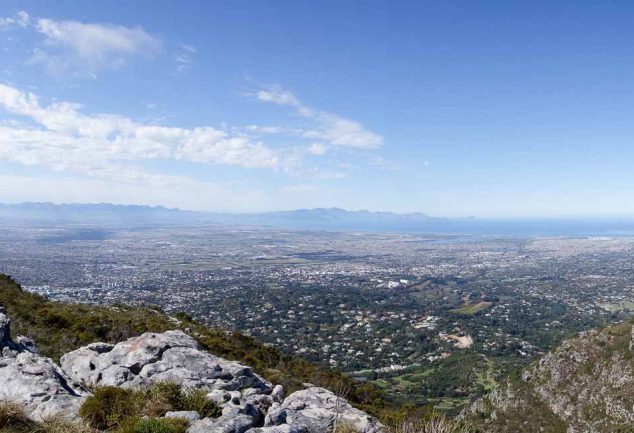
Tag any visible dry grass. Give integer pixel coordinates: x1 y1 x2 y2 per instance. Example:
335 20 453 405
0 401 38 432
39 416 95 433
333 421 360 433
333 415 471 433
388 416 472 433
0 401 94 433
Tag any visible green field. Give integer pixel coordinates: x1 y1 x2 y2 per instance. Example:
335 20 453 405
450 301 492 315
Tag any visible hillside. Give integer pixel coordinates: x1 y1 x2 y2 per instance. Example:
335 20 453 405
463 317 634 433
0 274 475 433
0 274 385 418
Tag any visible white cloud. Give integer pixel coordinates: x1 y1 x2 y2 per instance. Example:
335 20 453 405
255 86 301 107
0 84 282 184
31 18 161 74
0 11 30 29
255 85 383 149
1 10 160 75
174 44 196 73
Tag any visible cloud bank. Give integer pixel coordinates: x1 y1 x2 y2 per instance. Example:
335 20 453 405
0 84 281 183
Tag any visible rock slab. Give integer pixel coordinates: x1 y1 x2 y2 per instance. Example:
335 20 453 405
266 387 384 433
0 307 87 421
60 329 272 393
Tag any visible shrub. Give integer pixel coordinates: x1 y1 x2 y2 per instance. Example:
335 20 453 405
79 387 141 430
179 389 221 419
78 382 221 431
143 382 183 417
140 382 221 419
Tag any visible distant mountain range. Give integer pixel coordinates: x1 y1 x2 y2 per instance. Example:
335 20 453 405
0 202 451 229
210 207 457 231
0 202 203 225
2 202 634 236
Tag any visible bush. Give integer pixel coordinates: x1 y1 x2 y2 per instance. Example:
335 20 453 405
140 382 221 419
143 382 183 417
79 387 141 430
179 389 221 419
78 383 220 431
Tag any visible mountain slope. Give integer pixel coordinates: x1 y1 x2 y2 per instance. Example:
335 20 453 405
0 274 384 418
464 318 634 433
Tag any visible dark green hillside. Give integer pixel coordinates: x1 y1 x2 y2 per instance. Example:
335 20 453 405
0 274 385 418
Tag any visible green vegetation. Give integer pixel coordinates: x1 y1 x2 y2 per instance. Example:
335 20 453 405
375 352 501 413
0 397 190 433
449 302 491 316
80 387 139 430
78 383 217 432
119 418 188 433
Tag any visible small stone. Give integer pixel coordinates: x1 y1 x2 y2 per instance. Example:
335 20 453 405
271 384 285 403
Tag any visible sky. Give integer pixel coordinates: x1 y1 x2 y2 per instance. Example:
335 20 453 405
1 1 634 217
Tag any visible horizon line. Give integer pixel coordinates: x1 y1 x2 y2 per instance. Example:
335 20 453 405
3 200 634 221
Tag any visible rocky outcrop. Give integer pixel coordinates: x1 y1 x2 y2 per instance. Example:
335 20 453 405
264 387 383 433
465 321 634 433
0 307 87 421
0 308 384 433
60 330 272 393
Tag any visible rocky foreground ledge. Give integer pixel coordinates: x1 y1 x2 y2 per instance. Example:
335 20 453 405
0 307 384 433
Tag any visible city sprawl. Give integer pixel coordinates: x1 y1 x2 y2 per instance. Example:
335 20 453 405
1 224 633 410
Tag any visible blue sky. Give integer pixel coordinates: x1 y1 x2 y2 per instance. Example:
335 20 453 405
1 1 634 217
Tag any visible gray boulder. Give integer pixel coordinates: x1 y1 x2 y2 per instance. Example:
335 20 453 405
187 397 263 433
0 307 87 421
268 387 384 433
188 412 258 433
165 410 201 421
249 426 308 433
60 330 272 393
